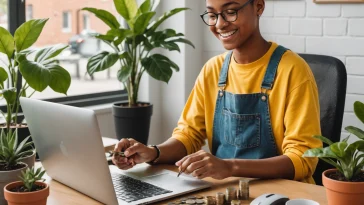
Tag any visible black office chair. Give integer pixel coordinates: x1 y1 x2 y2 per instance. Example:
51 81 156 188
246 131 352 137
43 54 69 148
299 54 347 186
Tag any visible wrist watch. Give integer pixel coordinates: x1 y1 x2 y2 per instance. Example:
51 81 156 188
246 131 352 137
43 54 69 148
147 145 160 164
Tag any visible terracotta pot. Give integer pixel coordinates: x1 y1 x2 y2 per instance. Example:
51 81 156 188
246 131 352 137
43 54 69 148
4 181 49 205
0 163 27 205
323 169 364 205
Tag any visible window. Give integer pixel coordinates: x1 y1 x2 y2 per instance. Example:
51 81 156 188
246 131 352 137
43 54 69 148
62 11 71 32
26 4 32 20
0 0 126 109
24 0 123 102
83 14 90 30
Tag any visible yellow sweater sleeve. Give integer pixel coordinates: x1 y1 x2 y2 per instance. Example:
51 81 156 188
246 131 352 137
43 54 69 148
171 68 207 154
282 79 322 183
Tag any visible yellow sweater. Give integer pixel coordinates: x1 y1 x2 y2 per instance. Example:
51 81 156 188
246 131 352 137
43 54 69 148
171 42 322 183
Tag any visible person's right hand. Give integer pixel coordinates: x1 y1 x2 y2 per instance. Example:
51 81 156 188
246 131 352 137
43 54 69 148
112 138 157 170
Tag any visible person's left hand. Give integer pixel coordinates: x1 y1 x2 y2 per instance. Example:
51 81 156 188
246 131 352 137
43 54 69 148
175 150 232 180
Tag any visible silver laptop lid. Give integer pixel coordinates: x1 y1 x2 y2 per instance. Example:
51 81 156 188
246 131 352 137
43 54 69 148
20 97 118 205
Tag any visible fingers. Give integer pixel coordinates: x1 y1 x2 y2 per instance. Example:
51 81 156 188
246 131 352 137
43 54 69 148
112 156 134 170
114 138 131 152
124 142 146 157
192 165 210 179
176 150 205 166
178 151 209 174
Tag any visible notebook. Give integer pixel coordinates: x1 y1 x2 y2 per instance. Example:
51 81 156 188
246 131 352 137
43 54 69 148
20 97 211 205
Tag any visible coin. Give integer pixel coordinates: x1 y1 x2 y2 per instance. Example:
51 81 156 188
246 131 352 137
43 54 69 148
185 199 196 204
195 199 204 204
196 195 204 199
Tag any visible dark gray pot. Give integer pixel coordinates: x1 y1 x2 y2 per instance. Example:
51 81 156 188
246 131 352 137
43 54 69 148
112 102 153 145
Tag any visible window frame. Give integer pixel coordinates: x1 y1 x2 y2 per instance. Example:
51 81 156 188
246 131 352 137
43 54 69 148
1 0 127 113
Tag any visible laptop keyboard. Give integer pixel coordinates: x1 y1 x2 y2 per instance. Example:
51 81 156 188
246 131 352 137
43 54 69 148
111 173 173 203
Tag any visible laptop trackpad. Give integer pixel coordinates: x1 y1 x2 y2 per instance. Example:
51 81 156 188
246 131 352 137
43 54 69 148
143 173 200 189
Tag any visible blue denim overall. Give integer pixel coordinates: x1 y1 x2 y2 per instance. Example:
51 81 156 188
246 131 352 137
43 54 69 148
212 45 288 159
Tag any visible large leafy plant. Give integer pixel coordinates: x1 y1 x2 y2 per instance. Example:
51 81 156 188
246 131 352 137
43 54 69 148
303 101 364 181
0 129 33 170
83 0 194 106
19 167 46 192
0 18 71 130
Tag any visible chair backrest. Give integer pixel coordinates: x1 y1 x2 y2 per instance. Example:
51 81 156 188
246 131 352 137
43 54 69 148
299 54 347 185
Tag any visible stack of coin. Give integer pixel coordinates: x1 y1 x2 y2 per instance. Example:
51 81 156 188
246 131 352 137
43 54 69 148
215 192 225 205
231 200 242 205
225 187 237 203
204 196 216 205
238 179 249 200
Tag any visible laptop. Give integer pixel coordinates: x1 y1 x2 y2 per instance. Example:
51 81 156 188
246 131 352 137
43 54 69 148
19 97 212 205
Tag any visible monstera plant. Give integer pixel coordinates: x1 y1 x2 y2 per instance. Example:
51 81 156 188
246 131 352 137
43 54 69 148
82 0 194 143
303 101 364 205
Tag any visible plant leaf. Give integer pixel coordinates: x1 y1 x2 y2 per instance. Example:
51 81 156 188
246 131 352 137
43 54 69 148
313 135 333 145
139 0 151 14
142 54 177 83
35 44 69 63
14 18 48 52
0 67 8 87
117 65 132 83
345 126 364 140
2 88 17 105
330 142 348 158
82 8 120 29
19 60 51 92
87 51 119 75
147 8 189 34
168 38 195 49
113 0 138 21
134 12 156 35
354 101 364 124
48 65 71 95
0 27 14 59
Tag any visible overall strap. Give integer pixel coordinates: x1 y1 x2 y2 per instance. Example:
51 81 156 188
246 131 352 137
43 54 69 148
261 45 288 90
218 51 233 88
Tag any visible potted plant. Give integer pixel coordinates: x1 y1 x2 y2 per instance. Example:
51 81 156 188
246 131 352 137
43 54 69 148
83 0 194 144
0 18 71 166
0 129 33 205
4 167 48 205
303 101 364 205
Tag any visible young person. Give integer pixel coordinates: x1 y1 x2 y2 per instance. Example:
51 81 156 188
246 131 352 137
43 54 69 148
112 0 322 184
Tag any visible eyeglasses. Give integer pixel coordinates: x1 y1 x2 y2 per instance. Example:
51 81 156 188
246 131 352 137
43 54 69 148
200 0 253 26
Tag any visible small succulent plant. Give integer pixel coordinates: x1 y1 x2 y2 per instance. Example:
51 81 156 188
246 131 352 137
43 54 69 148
19 167 46 192
0 129 34 170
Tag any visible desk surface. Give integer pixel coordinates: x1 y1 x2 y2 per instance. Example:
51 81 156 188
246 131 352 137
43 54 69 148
40 138 328 205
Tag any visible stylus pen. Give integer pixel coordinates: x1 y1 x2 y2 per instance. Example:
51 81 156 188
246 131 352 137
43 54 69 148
177 168 183 177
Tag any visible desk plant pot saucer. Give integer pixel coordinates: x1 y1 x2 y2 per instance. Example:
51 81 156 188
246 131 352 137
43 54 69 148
4 181 49 205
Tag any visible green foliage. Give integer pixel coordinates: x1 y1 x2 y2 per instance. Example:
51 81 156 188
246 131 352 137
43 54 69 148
0 129 34 169
19 167 46 192
83 0 194 106
303 101 364 181
0 19 71 128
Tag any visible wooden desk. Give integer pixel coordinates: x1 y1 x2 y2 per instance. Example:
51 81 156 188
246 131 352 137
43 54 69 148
40 138 328 205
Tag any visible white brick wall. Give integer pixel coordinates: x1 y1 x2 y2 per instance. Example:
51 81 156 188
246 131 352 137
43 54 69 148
201 0 364 140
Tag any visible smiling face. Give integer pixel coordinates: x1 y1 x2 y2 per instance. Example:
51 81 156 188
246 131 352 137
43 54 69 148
205 0 264 51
